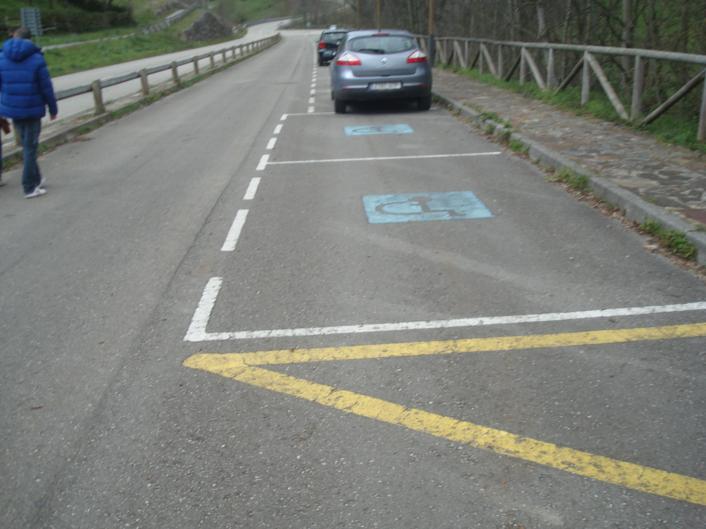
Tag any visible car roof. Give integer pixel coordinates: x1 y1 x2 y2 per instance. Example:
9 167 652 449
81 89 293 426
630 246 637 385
344 29 414 39
321 28 349 34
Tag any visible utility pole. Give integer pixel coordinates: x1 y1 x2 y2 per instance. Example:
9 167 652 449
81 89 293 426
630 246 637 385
428 0 436 65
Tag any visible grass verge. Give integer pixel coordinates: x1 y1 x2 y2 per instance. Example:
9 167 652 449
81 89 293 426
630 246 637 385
44 10 246 77
640 219 698 260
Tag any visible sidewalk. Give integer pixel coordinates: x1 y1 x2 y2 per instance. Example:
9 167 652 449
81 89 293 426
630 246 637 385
432 68 706 265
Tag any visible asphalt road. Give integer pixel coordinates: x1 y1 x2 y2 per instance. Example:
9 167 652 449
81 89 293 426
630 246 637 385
1 30 705 529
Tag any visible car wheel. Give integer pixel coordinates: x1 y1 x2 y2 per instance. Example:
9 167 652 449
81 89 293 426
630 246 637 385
334 98 347 114
417 95 432 111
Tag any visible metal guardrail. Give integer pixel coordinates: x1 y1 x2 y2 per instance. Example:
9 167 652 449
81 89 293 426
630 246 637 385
54 34 280 116
417 35 706 142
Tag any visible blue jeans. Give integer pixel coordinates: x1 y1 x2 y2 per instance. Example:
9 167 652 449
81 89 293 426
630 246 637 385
14 119 42 194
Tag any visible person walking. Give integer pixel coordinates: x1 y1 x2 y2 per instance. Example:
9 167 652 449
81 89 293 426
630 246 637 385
0 27 58 198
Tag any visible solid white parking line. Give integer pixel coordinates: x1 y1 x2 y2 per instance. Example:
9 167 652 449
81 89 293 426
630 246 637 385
184 300 706 342
256 154 269 171
267 137 277 150
286 112 335 117
274 124 283 135
267 152 503 167
184 277 223 342
243 177 261 200
221 209 249 252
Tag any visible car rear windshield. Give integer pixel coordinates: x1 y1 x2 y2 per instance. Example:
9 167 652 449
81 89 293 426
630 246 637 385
348 35 416 54
322 32 347 44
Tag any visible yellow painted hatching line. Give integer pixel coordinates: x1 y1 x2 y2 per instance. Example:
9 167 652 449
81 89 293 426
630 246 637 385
184 323 706 506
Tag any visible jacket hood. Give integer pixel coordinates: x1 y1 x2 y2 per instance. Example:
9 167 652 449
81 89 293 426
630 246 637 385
2 38 41 62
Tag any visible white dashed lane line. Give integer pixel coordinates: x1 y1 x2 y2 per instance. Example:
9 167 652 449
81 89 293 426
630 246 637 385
221 209 249 252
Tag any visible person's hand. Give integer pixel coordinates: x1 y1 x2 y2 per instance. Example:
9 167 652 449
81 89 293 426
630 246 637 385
50 114 57 121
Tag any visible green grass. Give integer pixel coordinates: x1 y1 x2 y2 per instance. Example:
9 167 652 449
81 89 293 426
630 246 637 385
509 138 528 154
641 219 697 260
35 27 138 47
44 11 245 77
550 167 590 193
448 65 705 154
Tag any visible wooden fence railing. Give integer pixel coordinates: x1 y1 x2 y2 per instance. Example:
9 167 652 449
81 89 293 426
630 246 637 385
55 34 280 117
417 35 706 142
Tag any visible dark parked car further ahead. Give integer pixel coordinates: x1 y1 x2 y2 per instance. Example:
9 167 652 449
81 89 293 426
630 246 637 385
317 28 348 66
329 29 433 114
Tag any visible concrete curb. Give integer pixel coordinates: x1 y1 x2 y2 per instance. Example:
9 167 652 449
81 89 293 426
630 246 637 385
433 91 706 267
2 35 281 171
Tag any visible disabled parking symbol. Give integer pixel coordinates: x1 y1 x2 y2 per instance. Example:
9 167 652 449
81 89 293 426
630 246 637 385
363 192 493 224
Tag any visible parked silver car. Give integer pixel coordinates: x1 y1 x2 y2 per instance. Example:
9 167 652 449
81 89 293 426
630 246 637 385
329 30 432 114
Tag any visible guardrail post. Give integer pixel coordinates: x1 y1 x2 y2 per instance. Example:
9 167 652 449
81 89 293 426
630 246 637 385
630 55 645 121
139 69 150 96
171 61 180 86
91 80 106 115
581 52 591 106
209 52 215 69
696 70 706 141
193 57 200 75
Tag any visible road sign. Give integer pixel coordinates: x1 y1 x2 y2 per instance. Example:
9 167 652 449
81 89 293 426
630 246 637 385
363 191 493 224
20 8 43 37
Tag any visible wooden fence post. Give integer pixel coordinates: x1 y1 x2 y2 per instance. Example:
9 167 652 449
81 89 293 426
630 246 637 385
696 71 705 141
139 69 150 96
581 52 591 106
193 57 199 75
222 50 226 63
209 52 215 69
171 62 180 86
630 55 645 121
497 45 504 79
546 48 556 89
519 47 527 85
91 80 105 115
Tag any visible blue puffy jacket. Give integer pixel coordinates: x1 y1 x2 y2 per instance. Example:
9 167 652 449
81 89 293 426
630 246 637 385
0 38 58 120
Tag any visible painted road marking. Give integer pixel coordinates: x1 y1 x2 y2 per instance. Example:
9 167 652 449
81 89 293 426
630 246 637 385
267 138 277 150
273 124 283 135
221 209 249 252
345 124 414 136
184 324 706 506
256 154 269 171
243 177 261 201
308 97 315 105
363 191 493 224
183 280 706 340
266 151 503 168
285 112 335 117
308 106 315 113
280 114 288 121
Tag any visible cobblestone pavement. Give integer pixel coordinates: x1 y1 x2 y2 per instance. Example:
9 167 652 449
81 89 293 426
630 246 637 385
433 68 706 228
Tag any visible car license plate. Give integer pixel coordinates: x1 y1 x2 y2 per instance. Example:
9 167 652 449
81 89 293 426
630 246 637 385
370 82 402 90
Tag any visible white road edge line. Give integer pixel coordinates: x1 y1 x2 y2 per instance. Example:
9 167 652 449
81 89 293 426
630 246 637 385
183 277 223 342
274 124 283 135
256 154 269 171
221 209 249 252
184 299 706 342
267 137 277 150
243 177 261 200
268 152 503 167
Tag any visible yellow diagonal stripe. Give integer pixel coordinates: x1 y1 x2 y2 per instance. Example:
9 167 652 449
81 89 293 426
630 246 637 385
183 322 706 506
190 322 706 367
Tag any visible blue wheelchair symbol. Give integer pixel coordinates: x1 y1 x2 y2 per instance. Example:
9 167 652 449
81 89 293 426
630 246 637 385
363 192 493 224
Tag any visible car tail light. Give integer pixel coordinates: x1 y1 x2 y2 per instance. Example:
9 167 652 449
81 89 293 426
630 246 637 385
407 50 427 63
318 41 326 49
336 52 361 66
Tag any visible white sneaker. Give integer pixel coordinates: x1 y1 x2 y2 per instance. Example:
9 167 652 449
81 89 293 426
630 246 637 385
25 187 47 199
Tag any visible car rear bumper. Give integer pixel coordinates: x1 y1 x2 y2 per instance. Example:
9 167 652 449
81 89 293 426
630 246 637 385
333 81 431 101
